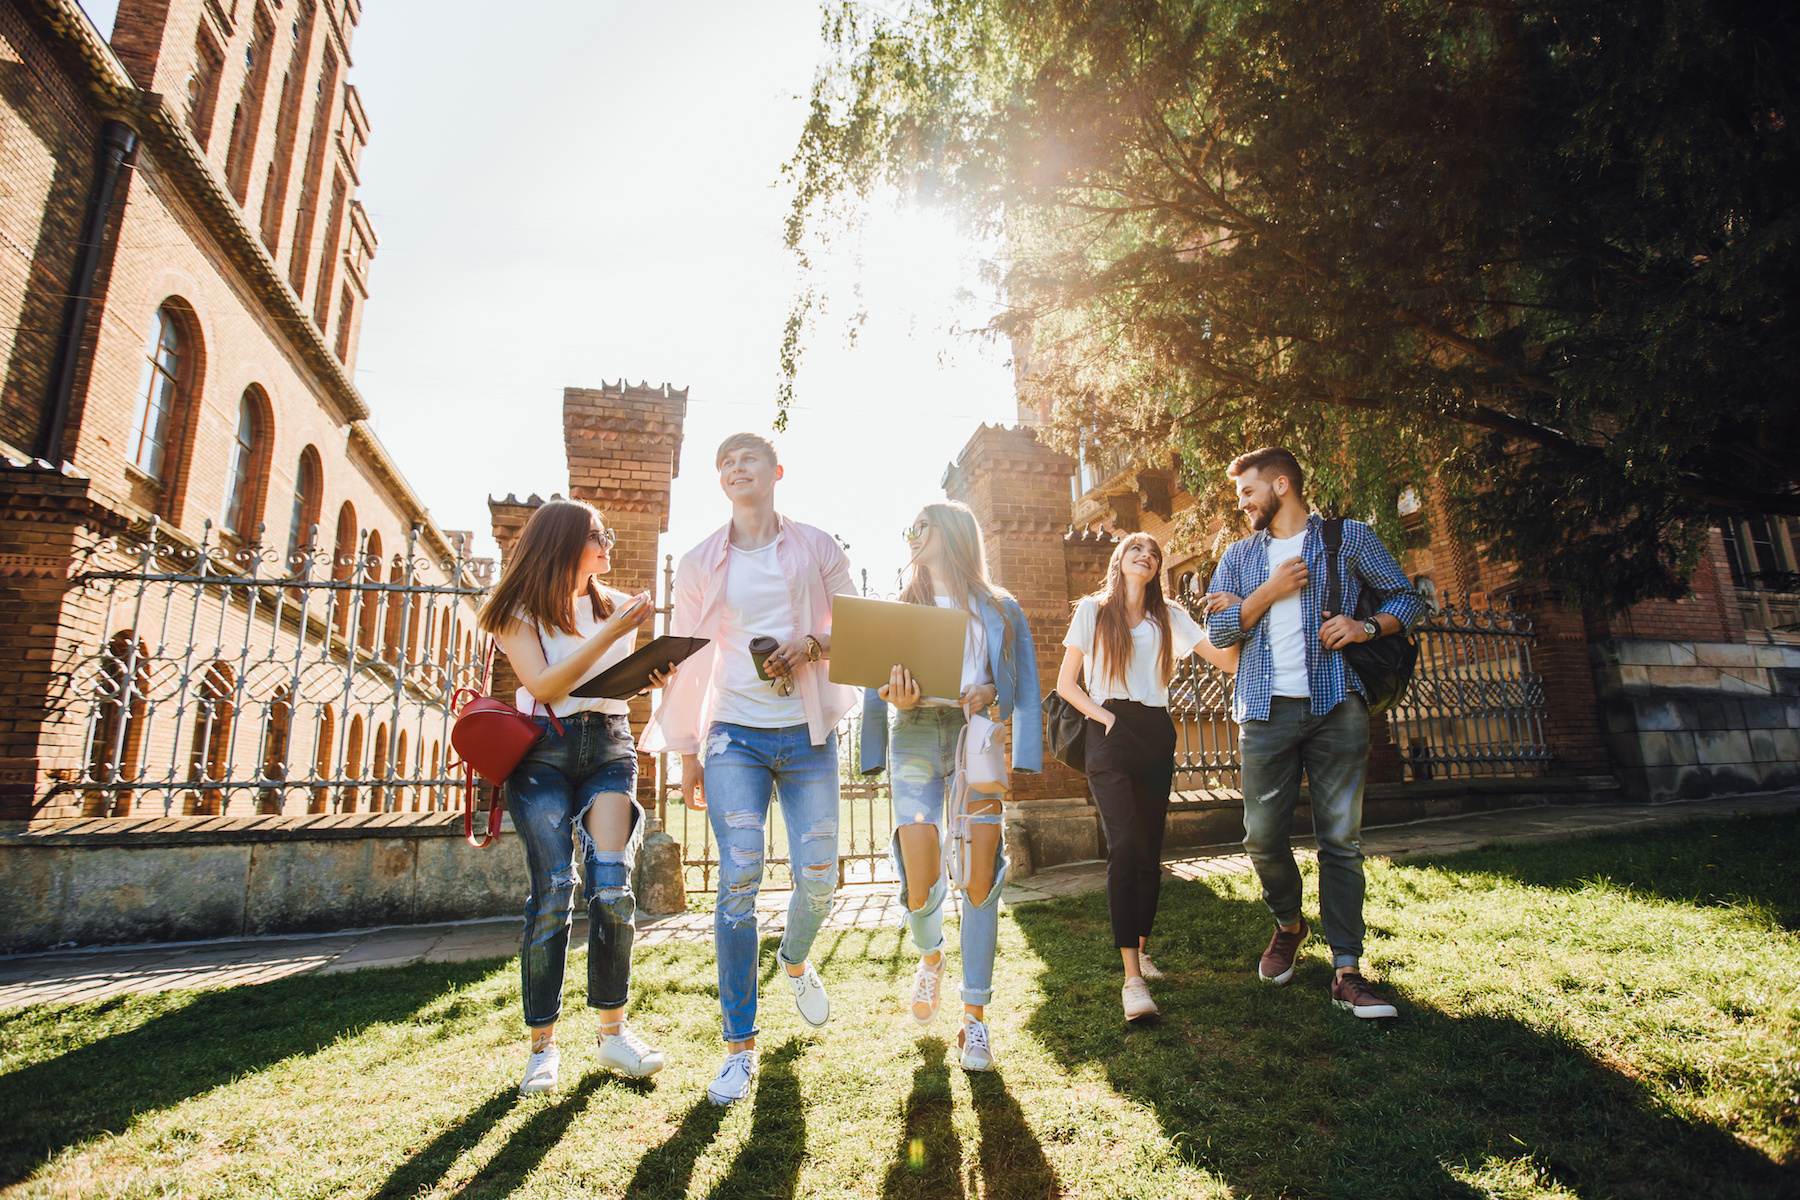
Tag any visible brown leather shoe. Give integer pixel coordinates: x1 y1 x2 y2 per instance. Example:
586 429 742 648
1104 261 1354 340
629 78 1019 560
1258 919 1309 985
1331 971 1398 1019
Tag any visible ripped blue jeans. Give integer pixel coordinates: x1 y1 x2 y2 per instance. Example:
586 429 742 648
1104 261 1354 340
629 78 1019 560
889 706 1008 1007
702 721 840 1043
507 712 643 1027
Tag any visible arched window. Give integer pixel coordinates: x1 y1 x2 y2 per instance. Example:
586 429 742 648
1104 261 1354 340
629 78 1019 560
383 557 405 661
311 704 335 812
221 388 272 537
85 630 149 817
332 502 356 635
341 713 363 811
429 740 441 809
286 447 323 572
370 722 389 810
185 661 236 815
395 729 411 810
130 309 182 479
358 530 383 652
258 685 291 814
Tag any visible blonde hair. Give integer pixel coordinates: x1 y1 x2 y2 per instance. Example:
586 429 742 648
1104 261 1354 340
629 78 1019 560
898 502 1014 651
715 432 779 469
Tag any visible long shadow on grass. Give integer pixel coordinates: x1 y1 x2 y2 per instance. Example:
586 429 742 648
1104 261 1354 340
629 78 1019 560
451 1070 631 1198
0 958 502 1187
1013 878 1797 1199
705 1039 806 1200
623 1096 727 1199
967 1070 1060 1199
369 1086 515 1199
1413 810 1800 930
880 1037 962 1199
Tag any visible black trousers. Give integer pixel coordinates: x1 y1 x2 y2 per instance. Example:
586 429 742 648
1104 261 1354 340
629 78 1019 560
1084 700 1177 950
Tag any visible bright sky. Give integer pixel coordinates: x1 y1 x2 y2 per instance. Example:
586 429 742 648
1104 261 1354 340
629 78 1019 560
80 0 1019 596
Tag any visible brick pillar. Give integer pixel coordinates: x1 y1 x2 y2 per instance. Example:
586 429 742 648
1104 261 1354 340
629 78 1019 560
562 382 687 809
485 492 545 709
1509 584 1612 778
944 425 1100 870
0 461 122 819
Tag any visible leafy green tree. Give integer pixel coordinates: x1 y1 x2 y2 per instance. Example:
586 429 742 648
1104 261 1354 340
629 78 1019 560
784 0 1799 609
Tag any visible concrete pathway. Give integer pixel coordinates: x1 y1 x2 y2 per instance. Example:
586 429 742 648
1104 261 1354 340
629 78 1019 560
3 790 1794 1010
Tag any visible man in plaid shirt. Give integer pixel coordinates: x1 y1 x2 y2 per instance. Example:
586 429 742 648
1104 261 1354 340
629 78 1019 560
1204 447 1425 1019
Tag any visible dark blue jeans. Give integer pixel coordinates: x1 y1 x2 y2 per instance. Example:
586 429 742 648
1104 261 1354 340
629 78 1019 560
506 712 643 1027
1239 695 1370 968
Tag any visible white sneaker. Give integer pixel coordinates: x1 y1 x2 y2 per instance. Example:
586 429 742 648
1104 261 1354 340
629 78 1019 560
1138 951 1164 980
519 1043 560 1095
958 1015 995 1072
907 956 945 1025
707 1049 758 1105
597 1022 666 1077
1122 976 1159 1021
786 960 831 1027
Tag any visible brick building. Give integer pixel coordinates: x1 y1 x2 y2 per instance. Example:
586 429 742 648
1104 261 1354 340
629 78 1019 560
993 381 1800 805
1 0 483 819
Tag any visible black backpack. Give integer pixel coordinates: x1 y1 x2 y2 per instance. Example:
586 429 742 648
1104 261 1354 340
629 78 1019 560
1320 518 1417 716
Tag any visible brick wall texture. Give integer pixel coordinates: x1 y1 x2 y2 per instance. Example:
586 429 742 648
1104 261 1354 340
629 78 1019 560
1 0 474 818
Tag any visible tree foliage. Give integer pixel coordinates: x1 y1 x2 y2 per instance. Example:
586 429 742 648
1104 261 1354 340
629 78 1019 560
784 0 1800 609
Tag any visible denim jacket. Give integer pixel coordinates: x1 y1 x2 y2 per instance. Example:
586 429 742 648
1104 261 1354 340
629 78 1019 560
859 593 1042 775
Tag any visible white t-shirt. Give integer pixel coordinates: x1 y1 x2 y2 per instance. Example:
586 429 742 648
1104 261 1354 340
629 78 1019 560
920 594 992 706
1264 530 1309 698
1062 597 1204 707
709 540 808 728
513 589 637 717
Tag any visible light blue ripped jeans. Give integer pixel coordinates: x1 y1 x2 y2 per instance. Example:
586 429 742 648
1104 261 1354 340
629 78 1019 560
702 721 841 1043
889 706 1008 1007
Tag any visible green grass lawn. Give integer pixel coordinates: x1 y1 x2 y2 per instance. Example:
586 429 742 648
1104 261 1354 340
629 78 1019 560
2 812 1796 1198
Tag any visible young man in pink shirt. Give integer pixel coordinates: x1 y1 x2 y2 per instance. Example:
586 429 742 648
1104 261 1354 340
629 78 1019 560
642 432 858 1105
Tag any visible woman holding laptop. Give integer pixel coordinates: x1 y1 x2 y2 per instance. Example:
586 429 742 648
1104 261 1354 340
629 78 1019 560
861 501 1042 1071
479 498 665 1095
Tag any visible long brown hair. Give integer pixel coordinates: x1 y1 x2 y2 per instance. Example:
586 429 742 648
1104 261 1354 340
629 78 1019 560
898 502 1014 652
478 499 615 636
1085 532 1172 689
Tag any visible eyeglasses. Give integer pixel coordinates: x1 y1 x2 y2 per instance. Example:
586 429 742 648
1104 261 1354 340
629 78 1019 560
903 521 930 542
586 528 616 549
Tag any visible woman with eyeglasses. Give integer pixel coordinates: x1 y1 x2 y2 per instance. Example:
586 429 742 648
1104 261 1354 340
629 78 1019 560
478 498 668 1095
1056 532 1236 1021
860 502 1042 1071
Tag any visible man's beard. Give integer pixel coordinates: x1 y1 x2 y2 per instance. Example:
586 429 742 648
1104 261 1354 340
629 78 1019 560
1248 497 1278 532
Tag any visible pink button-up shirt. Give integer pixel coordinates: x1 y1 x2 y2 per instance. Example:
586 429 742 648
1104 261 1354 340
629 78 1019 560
640 516 859 753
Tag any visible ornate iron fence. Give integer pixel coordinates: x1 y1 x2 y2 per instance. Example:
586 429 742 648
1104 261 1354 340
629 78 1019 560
63 518 489 817
1390 598 1551 780
1164 596 1550 788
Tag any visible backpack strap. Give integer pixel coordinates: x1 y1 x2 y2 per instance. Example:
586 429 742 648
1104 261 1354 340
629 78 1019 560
1321 517 1346 620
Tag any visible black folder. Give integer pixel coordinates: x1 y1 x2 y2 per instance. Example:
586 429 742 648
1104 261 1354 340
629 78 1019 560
569 636 709 699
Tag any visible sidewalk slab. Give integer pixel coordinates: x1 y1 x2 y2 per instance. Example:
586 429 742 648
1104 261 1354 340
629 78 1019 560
1 790 1792 1008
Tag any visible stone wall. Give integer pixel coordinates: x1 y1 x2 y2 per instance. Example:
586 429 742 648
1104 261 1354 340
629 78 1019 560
1592 640 1800 802
0 812 524 954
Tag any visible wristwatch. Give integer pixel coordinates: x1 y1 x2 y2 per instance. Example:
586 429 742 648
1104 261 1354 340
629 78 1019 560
1361 619 1381 640
803 634 823 662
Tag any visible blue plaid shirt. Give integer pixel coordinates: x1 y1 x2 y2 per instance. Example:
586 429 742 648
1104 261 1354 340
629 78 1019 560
1206 514 1426 723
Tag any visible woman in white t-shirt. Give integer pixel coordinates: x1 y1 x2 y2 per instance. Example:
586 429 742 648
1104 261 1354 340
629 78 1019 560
477 498 664 1095
1057 532 1236 1021
860 502 1041 1072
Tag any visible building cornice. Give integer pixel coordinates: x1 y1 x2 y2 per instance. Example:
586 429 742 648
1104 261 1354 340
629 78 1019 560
346 423 456 562
25 0 372 427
